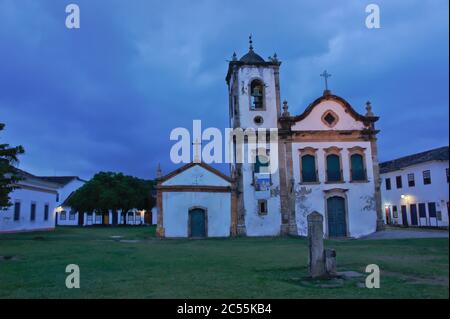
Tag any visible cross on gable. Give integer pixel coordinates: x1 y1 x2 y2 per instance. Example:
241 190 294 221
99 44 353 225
192 170 204 185
192 138 202 163
320 70 332 91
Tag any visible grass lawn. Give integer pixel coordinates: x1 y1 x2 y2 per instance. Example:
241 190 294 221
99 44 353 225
0 226 448 299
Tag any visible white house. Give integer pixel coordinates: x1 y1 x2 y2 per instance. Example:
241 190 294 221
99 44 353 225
40 176 86 226
380 146 449 228
0 169 59 233
48 176 150 227
157 38 383 238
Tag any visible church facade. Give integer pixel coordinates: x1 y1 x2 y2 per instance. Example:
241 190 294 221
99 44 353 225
156 39 383 239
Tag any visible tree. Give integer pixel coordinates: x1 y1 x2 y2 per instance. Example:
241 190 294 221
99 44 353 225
0 123 25 210
67 171 155 226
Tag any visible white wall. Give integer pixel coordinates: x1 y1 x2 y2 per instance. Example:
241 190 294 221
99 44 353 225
55 179 85 226
56 207 79 226
241 162 282 236
57 179 85 207
58 209 145 226
163 165 229 187
151 207 158 225
0 187 57 233
291 100 366 131
381 160 449 227
291 141 377 238
163 191 231 237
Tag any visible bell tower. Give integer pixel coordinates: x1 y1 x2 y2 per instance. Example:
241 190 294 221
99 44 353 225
226 36 292 236
226 35 282 130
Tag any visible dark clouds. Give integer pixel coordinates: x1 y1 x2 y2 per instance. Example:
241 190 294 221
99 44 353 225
0 0 448 179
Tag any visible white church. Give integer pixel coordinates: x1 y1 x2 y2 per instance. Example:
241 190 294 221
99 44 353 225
156 38 384 239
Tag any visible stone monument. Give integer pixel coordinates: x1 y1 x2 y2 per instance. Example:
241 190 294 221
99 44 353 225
307 211 337 278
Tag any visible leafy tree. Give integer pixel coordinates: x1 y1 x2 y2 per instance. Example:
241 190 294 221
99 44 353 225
67 171 155 226
0 123 25 210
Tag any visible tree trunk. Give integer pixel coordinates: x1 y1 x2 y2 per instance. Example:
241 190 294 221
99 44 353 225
122 211 127 225
78 211 84 226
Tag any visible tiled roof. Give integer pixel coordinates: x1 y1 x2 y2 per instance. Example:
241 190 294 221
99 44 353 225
12 168 85 186
39 176 82 185
379 146 449 174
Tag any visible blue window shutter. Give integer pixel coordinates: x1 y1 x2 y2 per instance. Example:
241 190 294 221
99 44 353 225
327 154 341 181
301 155 317 182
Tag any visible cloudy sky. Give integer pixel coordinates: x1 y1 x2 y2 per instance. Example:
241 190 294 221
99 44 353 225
0 0 448 180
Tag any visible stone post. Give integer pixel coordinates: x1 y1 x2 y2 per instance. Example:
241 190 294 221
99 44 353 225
307 211 326 278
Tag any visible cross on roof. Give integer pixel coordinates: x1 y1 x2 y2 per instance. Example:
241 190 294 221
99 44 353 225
320 70 332 91
192 138 202 163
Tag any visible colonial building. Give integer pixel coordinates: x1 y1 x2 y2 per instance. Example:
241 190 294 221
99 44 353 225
50 176 149 227
45 176 86 226
380 146 449 227
1 169 60 233
156 38 383 238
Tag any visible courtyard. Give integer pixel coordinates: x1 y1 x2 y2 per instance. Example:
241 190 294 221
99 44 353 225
0 227 448 299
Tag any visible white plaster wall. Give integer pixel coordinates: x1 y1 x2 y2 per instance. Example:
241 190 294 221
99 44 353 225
291 141 377 238
58 209 144 226
241 162 282 236
56 207 79 226
163 165 230 187
163 191 231 237
151 207 158 225
57 179 85 206
54 179 85 226
291 100 366 131
237 66 279 130
381 161 449 227
0 187 57 233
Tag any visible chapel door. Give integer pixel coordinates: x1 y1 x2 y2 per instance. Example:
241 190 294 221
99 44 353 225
189 208 206 238
401 205 409 226
327 196 347 237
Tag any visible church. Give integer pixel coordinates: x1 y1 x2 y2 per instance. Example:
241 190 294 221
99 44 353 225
156 37 384 239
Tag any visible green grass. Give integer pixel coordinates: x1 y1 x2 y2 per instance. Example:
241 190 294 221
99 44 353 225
0 227 448 299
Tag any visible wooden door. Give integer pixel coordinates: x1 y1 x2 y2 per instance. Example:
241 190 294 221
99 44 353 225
327 196 347 237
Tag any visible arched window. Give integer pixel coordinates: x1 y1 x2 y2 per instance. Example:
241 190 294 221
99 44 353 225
350 154 365 181
250 80 264 110
326 154 342 182
301 154 317 183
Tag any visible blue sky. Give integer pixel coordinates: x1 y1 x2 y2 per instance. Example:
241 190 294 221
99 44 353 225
0 0 448 180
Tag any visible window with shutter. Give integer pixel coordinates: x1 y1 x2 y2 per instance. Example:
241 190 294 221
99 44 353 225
385 178 391 190
326 154 341 182
301 155 317 182
30 203 36 221
350 154 365 181
44 204 49 221
14 201 21 221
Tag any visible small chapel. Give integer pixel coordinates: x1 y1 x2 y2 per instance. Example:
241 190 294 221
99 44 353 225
156 37 384 239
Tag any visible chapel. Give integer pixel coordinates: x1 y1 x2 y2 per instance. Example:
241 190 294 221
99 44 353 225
156 37 383 238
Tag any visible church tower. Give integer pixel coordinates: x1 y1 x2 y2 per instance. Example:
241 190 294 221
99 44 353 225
226 36 294 236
